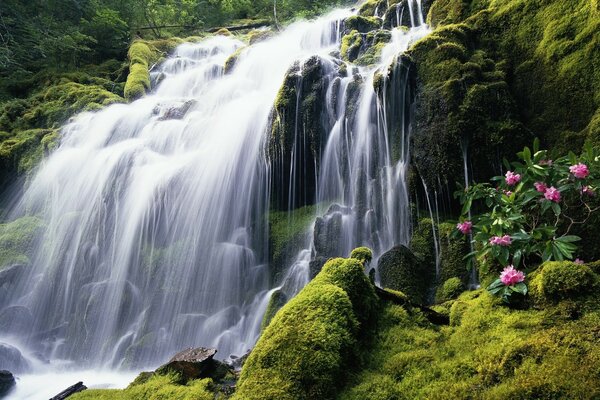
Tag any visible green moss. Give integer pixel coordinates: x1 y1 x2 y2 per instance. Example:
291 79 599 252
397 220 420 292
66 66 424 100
260 289 287 332
124 39 180 101
377 245 432 304
224 46 247 74
338 288 600 399
340 30 363 62
529 261 597 304
0 216 45 269
71 373 214 400
235 257 378 400
349 246 373 266
435 277 464 303
343 15 381 34
438 222 470 284
268 204 317 281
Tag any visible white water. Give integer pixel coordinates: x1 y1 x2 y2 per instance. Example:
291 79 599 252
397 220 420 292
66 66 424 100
0 2 430 397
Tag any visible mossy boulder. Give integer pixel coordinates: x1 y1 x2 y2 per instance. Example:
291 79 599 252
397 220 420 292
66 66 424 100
350 246 373 266
343 15 381 34
124 39 181 101
0 216 45 270
529 261 597 304
235 257 378 399
435 277 464 303
260 289 287 332
377 245 432 304
438 222 470 284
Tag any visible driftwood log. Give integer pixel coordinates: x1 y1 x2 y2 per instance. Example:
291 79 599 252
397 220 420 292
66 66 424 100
49 381 87 400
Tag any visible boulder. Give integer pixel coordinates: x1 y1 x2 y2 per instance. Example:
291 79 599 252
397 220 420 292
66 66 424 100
377 245 433 303
156 347 231 382
158 100 196 120
0 370 15 398
0 343 30 374
0 306 33 336
0 264 25 287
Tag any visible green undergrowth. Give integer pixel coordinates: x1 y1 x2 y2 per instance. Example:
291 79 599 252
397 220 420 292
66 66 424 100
234 255 379 400
71 373 214 400
338 278 600 399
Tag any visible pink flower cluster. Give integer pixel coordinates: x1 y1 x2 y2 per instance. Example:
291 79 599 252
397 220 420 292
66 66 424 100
570 163 589 179
534 182 547 193
456 221 473 235
500 265 525 286
505 171 521 186
582 186 595 196
490 235 512 246
544 186 561 203
574 258 585 265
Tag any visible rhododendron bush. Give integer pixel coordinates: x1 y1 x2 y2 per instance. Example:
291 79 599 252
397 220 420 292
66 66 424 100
456 140 600 301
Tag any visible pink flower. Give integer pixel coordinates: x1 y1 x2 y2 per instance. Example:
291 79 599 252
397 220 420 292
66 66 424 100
539 159 553 166
582 186 595 196
505 171 521 186
490 235 512 246
503 190 513 196
544 186 561 203
534 182 547 193
574 258 584 265
456 221 473 235
569 163 589 179
500 265 525 286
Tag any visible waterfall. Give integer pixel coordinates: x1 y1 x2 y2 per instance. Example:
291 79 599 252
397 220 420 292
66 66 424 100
0 1 430 385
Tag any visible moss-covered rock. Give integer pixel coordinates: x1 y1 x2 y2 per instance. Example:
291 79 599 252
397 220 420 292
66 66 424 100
268 56 340 210
124 39 181 101
234 257 378 400
349 246 373 266
260 289 287 332
0 216 45 269
377 245 433 304
438 222 470 284
529 261 597 304
435 277 464 303
343 15 381 34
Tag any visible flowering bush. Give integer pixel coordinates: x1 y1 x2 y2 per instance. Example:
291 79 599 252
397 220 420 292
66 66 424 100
456 139 600 300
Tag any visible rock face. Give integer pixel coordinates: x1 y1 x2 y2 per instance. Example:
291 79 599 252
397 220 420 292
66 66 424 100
377 245 433 303
0 343 30 374
157 347 230 382
0 370 15 398
0 306 34 336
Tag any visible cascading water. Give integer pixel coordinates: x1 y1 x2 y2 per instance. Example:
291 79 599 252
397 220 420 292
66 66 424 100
0 1 430 397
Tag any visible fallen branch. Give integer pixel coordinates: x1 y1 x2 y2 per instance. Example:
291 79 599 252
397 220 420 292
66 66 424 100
375 286 450 325
50 381 87 400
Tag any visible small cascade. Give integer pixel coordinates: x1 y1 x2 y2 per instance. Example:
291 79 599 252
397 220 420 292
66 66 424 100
461 141 480 289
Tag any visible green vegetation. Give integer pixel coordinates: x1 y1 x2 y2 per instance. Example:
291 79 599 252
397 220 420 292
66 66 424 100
71 373 214 400
349 246 373 265
235 256 378 400
338 283 600 399
435 277 464 303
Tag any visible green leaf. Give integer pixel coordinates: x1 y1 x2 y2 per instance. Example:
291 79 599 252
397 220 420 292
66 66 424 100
513 249 522 267
555 235 581 243
551 202 561 216
533 138 540 153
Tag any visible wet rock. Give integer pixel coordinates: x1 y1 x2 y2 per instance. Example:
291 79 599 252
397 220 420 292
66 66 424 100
228 350 251 371
158 100 196 120
377 244 433 303
309 256 328 279
0 343 30 374
0 306 33 337
156 347 232 382
0 264 25 287
313 204 351 258
0 370 15 398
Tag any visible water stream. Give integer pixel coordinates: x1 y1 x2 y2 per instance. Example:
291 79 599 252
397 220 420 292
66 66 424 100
0 2 430 396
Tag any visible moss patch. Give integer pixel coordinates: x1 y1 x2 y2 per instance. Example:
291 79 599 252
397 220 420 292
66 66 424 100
0 215 45 269
71 373 214 400
235 257 378 400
